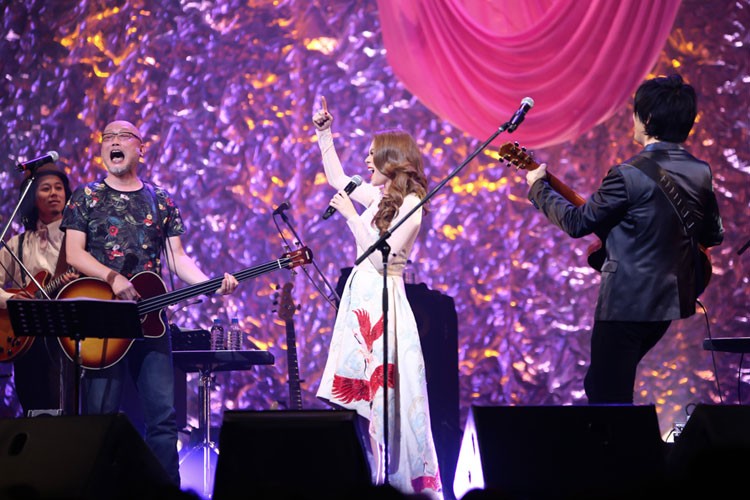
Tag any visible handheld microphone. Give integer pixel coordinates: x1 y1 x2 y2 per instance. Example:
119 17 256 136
506 97 534 133
16 151 59 172
273 200 291 216
322 175 363 220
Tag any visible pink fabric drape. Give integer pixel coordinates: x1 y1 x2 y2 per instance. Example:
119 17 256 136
376 0 682 148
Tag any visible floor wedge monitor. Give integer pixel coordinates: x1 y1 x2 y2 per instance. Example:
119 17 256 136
453 404 668 500
0 413 173 500
213 409 372 500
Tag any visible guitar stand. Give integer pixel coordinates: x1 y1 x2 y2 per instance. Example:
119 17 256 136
6 297 142 416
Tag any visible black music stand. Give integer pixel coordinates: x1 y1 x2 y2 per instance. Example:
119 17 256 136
6 297 142 416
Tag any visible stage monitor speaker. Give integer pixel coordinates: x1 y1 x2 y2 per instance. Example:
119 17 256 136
667 404 750 489
453 404 667 500
213 410 372 500
0 413 174 500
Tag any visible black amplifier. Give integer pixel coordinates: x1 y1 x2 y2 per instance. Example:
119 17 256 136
170 323 211 351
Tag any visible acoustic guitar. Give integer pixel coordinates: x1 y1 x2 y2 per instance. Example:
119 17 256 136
0 269 74 362
498 141 712 294
277 282 303 410
56 247 313 369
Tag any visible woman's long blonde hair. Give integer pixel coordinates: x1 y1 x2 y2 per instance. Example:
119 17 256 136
370 129 429 235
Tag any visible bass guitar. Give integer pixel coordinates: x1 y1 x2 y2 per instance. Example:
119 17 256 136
56 247 313 369
498 141 712 292
277 282 303 410
0 269 74 362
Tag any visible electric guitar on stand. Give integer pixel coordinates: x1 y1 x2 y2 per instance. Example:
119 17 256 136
277 282 303 410
498 141 712 291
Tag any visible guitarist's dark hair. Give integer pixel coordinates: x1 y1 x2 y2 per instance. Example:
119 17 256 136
633 73 697 144
19 164 73 230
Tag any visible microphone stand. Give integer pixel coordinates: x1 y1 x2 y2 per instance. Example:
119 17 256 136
0 172 51 298
355 118 519 484
737 238 750 256
273 205 341 307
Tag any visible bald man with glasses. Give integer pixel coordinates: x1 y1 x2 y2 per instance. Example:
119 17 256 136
61 120 239 486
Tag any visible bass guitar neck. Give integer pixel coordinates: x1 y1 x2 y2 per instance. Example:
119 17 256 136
56 247 313 370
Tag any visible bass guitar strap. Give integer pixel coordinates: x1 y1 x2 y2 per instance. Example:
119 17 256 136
625 154 704 295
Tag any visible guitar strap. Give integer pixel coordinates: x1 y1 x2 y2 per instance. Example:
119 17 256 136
142 181 174 323
18 232 26 286
626 154 704 294
627 155 698 237
142 181 165 240
53 233 68 278
142 181 169 272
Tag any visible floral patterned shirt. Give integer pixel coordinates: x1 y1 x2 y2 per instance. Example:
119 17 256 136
61 180 185 278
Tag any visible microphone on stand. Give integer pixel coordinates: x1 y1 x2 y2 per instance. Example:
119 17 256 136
273 201 291 216
16 151 59 172
505 97 535 133
322 175 363 220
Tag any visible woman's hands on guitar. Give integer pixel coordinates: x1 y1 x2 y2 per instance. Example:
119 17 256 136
526 162 548 186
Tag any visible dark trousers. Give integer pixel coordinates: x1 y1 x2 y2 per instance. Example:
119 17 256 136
13 337 67 414
584 320 671 404
82 332 180 486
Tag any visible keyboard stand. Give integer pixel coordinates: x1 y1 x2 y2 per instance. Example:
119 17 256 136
172 350 274 498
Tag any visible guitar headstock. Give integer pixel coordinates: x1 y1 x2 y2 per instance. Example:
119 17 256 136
278 282 298 321
284 246 313 269
498 141 540 172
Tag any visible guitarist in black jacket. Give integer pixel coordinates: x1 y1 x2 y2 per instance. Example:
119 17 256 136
526 74 724 404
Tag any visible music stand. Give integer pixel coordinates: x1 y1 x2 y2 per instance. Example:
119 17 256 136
6 297 143 416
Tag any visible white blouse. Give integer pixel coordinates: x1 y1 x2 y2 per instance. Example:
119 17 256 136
0 219 64 308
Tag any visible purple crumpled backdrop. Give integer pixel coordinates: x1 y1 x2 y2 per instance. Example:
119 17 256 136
1 0 749 453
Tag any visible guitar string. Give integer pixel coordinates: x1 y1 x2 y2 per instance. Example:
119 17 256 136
137 255 300 314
